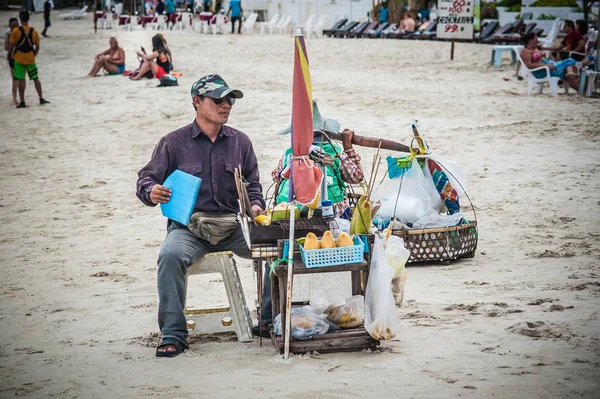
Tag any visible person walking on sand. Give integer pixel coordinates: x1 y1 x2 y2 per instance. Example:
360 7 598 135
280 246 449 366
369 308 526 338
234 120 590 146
4 17 19 105
136 74 265 357
8 11 49 108
42 0 51 38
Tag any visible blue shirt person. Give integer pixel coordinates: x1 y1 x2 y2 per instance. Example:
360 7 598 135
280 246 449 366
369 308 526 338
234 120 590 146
379 2 389 23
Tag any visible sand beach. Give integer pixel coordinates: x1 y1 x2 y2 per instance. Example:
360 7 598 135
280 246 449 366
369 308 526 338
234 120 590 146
0 12 599 398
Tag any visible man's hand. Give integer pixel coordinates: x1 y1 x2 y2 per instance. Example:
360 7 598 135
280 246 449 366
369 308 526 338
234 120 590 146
548 64 557 71
150 184 172 204
251 204 265 218
341 129 355 151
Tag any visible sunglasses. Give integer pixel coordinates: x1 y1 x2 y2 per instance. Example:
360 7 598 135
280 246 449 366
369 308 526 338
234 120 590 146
210 96 236 106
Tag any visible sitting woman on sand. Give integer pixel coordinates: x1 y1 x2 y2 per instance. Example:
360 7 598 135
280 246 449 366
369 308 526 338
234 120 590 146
85 37 126 77
130 34 171 80
520 32 580 91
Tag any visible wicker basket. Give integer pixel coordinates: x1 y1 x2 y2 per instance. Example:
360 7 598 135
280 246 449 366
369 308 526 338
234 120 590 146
392 221 478 263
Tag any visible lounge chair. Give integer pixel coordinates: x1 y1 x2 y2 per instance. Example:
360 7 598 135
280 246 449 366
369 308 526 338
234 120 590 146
483 20 523 44
366 22 390 38
380 23 398 39
259 13 279 34
242 12 258 34
308 14 328 39
407 21 438 40
331 21 359 38
348 21 377 38
474 20 499 41
338 21 369 38
58 5 88 20
322 18 347 37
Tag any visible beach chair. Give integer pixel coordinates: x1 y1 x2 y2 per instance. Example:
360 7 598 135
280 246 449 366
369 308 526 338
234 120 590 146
365 22 389 38
127 15 141 31
212 14 229 35
259 13 279 34
242 12 258 34
101 12 116 29
380 23 398 39
322 18 347 37
349 21 378 38
570 30 598 70
177 12 193 31
275 15 293 35
407 21 438 39
294 14 315 36
538 18 561 48
58 5 88 20
483 20 524 44
514 45 568 96
331 21 359 38
474 20 499 41
308 14 328 39
336 21 368 38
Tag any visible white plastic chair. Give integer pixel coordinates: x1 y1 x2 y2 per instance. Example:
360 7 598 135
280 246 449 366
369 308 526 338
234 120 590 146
242 12 258 34
570 29 598 70
154 14 168 30
212 14 228 35
259 13 279 34
514 45 568 96
102 12 116 29
275 14 292 35
294 14 315 36
309 14 327 39
128 15 141 31
178 12 193 31
539 18 561 48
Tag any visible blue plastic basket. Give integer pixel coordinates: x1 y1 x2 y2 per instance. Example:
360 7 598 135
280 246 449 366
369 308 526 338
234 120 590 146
299 236 365 268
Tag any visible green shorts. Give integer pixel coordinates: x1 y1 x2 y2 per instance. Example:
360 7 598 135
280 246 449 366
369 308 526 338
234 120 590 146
14 61 38 81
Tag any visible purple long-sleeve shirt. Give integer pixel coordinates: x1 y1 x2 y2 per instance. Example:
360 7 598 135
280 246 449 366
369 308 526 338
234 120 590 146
136 120 265 218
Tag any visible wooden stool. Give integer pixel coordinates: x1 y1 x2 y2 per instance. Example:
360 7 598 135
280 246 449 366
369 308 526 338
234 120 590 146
184 251 253 342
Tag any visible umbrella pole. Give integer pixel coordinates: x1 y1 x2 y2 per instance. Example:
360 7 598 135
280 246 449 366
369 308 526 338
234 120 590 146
283 201 296 359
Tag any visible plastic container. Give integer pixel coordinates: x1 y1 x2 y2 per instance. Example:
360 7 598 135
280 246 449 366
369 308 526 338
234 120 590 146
320 200 334 218
299 236 365 268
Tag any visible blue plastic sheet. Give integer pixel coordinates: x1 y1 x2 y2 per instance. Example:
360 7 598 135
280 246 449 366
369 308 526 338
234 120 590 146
160 169 202 225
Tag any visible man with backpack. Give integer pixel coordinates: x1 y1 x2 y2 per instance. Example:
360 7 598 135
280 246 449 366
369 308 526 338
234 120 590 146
8 11 49 108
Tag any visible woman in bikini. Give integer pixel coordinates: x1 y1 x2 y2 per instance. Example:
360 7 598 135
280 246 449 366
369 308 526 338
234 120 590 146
129 34 171 81
85 37 126 77
520 32 580 91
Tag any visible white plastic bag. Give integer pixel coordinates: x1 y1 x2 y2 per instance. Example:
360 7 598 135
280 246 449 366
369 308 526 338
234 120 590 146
427 154 468 199
329 218 351 238
421 162 442 213
372 158 436 224
273 306 329 340
310 288 346 315
412 209 465 230
364 236 401 340
385 235 410 279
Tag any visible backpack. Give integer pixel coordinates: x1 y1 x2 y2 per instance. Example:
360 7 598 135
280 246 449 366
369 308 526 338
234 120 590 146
157 75 178 87
16 26 35 54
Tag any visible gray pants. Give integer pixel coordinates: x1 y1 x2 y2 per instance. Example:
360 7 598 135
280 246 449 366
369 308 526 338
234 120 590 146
157 224 250 348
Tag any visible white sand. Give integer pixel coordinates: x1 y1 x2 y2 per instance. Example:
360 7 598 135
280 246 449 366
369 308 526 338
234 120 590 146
1 13 599 398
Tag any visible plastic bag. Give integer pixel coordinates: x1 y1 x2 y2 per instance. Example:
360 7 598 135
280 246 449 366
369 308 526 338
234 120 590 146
427 154 468 199
273 306 329 340
421 163 442 213
364 236 401 340
372 158 435 224
412 209 465 230
324 295 364 329
329 218 351 238
310 288 346 315
385 235 410 279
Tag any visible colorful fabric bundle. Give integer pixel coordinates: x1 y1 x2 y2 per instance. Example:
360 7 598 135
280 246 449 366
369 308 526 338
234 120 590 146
427 159 460 215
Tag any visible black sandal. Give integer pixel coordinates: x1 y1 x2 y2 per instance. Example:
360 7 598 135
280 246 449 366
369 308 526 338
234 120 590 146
155 341 185 358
